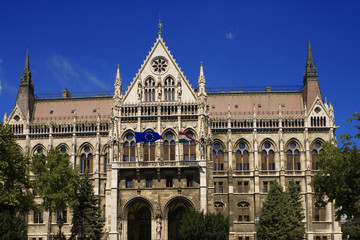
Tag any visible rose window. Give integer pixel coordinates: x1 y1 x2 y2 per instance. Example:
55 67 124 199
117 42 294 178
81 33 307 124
152 57 168 74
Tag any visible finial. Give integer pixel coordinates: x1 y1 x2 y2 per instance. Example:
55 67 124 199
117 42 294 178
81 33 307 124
158 17 163 37
200 61 204 76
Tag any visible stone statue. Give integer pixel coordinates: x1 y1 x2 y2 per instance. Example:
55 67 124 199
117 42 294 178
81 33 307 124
156 217 162 239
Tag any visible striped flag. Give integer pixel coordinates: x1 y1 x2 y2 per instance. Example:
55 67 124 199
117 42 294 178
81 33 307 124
178 131 202 145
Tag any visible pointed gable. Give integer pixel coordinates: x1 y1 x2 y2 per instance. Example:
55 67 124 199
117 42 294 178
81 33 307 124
122 37 197 104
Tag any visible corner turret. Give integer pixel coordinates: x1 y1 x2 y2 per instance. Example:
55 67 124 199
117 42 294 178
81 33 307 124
303 40 322 110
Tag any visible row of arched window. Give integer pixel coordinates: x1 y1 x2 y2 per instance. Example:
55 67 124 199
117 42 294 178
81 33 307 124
122 131 196 162
143 76 176 102
214 200 326 222
212 139 323 171
31 143 109 174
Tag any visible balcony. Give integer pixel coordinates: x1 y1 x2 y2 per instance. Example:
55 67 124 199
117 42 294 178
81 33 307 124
112 160 204 169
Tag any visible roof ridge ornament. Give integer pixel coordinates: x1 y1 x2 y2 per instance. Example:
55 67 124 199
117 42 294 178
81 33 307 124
158 18 163 37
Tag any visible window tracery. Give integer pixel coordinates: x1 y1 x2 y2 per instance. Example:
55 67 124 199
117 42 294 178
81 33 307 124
261 142 275 171
144 78 156 102
164 77 175 102
286 141 301 170
183 131 196 161
163 132 176 161
80 145 93 173
235 142 249 171
213 142 224 171
123 133 136 162
311 140 323 170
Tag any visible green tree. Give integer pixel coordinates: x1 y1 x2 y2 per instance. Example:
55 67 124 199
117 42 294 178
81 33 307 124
287 180 306 239
0 123 34 240
31 148 79 240
179 209 229 240
311 111 360 220
70 171 105 240
256 181 305 240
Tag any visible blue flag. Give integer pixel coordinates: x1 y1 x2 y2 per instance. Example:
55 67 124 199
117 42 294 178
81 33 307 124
135 131 163 143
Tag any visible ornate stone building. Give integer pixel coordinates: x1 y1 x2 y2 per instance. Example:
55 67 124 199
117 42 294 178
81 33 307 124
4 26 341 240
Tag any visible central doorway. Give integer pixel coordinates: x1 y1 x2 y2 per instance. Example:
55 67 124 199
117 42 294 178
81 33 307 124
167 198 193 240
127 201 151 240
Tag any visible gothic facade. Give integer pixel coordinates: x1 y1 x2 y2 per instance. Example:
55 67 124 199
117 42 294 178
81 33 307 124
4 30 341 240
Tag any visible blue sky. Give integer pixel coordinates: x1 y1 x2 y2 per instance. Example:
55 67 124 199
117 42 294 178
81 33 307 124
0 1 359 141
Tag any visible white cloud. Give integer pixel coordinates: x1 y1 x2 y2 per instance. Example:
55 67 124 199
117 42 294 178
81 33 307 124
226 32 234 40
0 59 3 63
47 54 107 91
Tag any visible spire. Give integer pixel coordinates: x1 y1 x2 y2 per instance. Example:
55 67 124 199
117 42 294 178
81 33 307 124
158 18 163 37
305 39 317 76
21 48 32 85
198 61 205 84
113 65 123 100
198 61 206 97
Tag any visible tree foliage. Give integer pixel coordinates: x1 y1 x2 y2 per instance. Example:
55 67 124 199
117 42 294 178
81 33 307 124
31 148 79 238
256 181 305 240
0 123 33 239
70 171 105 240
311 111 360 220
342 225 360 240
179 209 229 240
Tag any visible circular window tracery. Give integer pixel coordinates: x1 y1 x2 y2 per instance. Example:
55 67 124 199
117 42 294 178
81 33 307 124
151 57 168 74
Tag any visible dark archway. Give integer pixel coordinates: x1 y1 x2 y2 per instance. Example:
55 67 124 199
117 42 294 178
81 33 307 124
127 201 151 240
167 197 193 240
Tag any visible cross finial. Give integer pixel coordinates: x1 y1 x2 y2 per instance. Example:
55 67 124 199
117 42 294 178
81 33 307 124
158 17 163 37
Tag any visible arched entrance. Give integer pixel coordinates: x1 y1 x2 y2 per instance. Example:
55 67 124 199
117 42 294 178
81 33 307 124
127 200 152 240
166 197 193 240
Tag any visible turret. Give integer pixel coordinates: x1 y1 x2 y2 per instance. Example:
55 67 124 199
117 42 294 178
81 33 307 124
198 62 206 98
15 49 35 121
113 65 123 106
303 40 322 109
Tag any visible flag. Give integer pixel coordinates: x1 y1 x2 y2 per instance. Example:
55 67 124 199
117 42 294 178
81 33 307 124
178 131 202 144
135 131 163 143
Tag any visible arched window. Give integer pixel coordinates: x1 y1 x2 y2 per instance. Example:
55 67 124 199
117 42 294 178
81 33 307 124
261 142 275 171
34 146 46 159
80 146 93 173
237 202 250 221
235 142 250 171
183 131 196 161
123 133 136 162
163 132 176 161
312 141 322 170
314 202 326 221
286 141 301 170
214 202 224 214
164 77 175 102
213 143 224 171
144 78 155 102
144 142 156 161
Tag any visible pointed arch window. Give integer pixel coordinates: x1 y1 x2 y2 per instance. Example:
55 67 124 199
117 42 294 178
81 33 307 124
213 143 224 171
163 132 176 161
237 202 250 221
214 202 224 214
164 77 175 102
261 142 275 171
312 141 322 170
286 141 301 170
183 132 196 161
144 78 156 102
80 146 93 173
123 133 136 162
144 142 156 161
235 143 249 171
314 201 326 221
